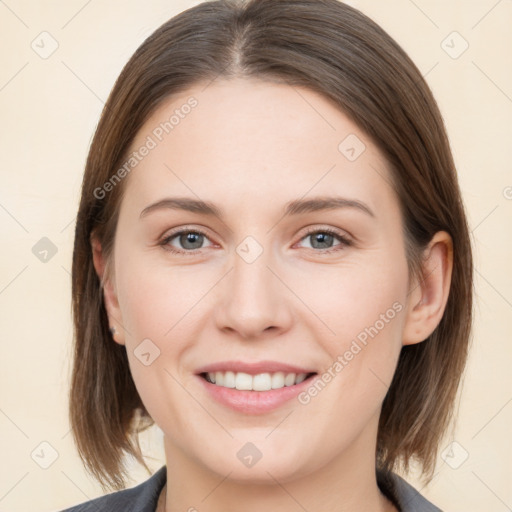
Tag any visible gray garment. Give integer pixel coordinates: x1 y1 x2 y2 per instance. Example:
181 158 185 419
376 469 443 512
59 465 443 511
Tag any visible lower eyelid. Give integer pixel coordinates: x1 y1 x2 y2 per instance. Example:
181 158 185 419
161 228 351 253
299 228 351 244
160 229 212 251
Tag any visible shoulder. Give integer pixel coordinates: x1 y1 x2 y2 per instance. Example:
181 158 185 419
377 469 443 512
58 466 167 512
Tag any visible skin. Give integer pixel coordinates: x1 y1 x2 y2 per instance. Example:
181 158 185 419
92 77 453 512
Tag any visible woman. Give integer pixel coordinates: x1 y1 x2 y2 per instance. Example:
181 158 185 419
62 0 473 510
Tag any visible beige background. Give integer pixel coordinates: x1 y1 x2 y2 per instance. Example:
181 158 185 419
1 0 511 510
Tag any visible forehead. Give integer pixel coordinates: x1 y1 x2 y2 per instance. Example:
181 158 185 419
121 78 396 219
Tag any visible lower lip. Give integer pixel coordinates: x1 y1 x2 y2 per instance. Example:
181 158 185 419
196 374 317 414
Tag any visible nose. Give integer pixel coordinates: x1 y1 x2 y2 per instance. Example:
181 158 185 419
213 245 293 340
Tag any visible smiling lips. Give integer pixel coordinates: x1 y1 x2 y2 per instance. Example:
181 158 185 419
195 360 318 413
203 370 311 391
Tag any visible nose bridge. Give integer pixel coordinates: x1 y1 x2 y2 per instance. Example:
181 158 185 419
214 235 291 338
234 242 272 302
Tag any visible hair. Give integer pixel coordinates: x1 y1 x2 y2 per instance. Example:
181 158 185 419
70 0 473 492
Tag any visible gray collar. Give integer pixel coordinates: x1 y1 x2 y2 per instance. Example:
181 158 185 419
60 465 443 511
377 469 443 511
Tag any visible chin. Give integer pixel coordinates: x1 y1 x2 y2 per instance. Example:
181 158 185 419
199 443 316 485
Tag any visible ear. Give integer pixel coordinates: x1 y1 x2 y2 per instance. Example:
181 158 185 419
90 233 126 346
402 231 453 346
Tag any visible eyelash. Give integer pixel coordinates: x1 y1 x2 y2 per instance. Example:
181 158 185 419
159 226 352 256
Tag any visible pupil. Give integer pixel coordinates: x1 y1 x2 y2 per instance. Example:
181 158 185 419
181 232 203 249
313 233 332 248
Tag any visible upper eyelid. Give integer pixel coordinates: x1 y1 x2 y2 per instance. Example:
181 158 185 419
162 226 214 245
161 225 351 249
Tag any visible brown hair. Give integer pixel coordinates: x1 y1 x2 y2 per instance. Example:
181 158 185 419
70 0 473 492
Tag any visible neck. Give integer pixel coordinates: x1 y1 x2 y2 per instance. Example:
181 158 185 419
160 424 396 512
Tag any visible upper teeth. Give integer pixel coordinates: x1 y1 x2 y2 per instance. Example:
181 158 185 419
206 371 308 391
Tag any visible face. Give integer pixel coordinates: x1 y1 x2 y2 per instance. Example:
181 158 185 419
102 77 414 483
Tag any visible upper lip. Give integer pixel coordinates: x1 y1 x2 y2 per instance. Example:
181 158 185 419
195 360 317 376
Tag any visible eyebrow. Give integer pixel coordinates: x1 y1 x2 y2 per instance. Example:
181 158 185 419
139 195 375 220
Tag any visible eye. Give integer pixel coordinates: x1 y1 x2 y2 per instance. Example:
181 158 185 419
296 227 352 254
159 226 352 256
160 227 214 255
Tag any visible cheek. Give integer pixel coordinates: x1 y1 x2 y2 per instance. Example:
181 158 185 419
114 255 212 405
293 261 407 450
115 251 201 342
293 254 407 344
300 249 408 394
115 258 204 429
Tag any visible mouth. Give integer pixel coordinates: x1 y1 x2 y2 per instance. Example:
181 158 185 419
199 371 317 391
194 360 319 413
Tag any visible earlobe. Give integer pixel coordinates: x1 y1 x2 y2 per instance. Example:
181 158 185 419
402 231 453 346
90 234 126 346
